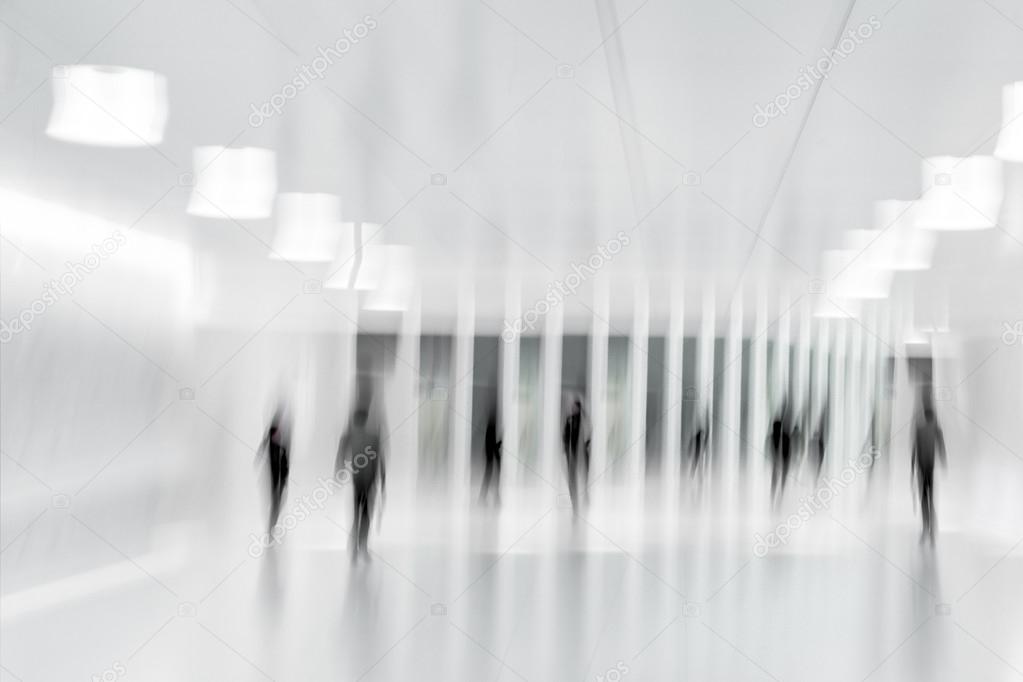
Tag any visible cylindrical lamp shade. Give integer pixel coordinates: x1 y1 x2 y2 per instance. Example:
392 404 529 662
995 82 1023 163
814 250 864 319
364 246 415 311
187 146 277 220
833 238 892 300
47 65 168 146
270 193 343 262
868 200 935 271
914 156 1003 230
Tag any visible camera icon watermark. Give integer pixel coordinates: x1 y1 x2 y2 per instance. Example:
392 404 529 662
1001 321 1023 346
684 386 698 401
179 387 195 401
556 64 574 79
682 171 701 187
177 172 195 187
556 493 573 509
935 172 952 186
934 386 954 402
177 602 197 617
431 173 447 186
935 603 951 616
682 601 702 618
303 279 322 294
808 278 826 294
430 602 447 616
431 387 448 401
52 493 70 509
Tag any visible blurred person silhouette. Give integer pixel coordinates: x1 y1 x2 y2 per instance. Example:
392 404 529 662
257 405 290 533
478 405 503 506
812 402 828 482
862 405 881 482
688 406 711 482
562 395 590 512
912 393 947 546
337 381 387 562
768 400 793 506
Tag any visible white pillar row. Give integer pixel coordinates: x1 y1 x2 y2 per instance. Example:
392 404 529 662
662 277 684 500
627 278 649 493
541 301 564 490
588 275 610 497
501 277 521 491
451 279 475 506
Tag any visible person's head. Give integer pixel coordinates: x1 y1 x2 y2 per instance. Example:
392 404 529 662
572 398 581 415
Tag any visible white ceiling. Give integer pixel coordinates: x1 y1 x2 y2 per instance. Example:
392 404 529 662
1 0 1021 333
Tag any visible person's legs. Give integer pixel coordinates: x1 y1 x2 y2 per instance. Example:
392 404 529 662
922 473 935 543
351 487 365 558
359 487 375 554
918 472 932 541
566 450 578 511
494 455 502 505
479 456 494 503
268 455 282 531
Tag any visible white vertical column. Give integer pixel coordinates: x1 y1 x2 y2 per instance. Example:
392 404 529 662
338 294 358 433
776 288 791 407
849 317 864 459
797 297 812 417
451 280 475 506
830 320 847 478
589 275 610 496
628 279 649 494
815 319 829 423
662 278 684 499
396 291 421 498
750 285 769 506
501 278 521 491
698 285 716 417
721 290 743 494
541 302 564 490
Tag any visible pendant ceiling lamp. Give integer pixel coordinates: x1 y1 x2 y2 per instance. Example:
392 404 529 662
187 146 277 220
47 65 168 147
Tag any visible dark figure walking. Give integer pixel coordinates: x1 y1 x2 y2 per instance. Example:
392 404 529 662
478 411 503 506
563 397 589 512
768 404 792 506
337 403 386 562
259 409 290 533
912 406 946 545
689 408 710 481
812 405 828 482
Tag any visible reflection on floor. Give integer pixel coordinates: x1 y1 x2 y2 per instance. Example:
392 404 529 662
2 453 1022 682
